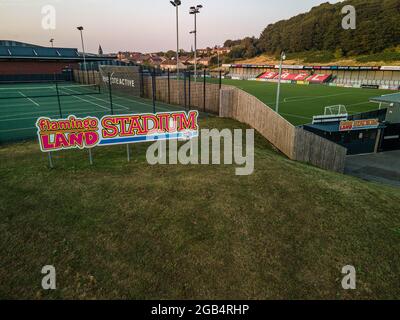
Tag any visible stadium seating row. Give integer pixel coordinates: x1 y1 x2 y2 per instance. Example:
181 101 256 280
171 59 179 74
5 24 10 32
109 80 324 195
257 71 331 83
227 73 259 80
226 68 400 89
333 78 400 86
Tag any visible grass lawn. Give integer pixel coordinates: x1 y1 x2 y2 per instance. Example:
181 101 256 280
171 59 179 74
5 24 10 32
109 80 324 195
211 78 395 126
1 116 400 299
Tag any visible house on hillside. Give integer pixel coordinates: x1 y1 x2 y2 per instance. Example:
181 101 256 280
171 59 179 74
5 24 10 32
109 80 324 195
198 57 212 67
212 47 231 55
187 57 200 65
148 55 164 66
160 60 188 71
197 47 212 56
178 56 191 64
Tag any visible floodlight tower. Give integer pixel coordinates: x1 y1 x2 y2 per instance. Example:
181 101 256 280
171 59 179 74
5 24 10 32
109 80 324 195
50 38 54 48
275 51 286 114
170 0 182 79
77 26 88 82
190 4 203 81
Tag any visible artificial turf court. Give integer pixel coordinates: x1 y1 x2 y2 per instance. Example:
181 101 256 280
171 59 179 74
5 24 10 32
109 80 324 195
0 82 185 143
210 78 397 125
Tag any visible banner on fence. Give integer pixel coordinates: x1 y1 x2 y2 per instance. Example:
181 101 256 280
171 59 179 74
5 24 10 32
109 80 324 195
339 119 379 131
36 111 199 152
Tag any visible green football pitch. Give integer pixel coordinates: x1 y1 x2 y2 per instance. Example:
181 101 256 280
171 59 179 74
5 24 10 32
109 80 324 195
0 79 398 143
0 82 185 143
212 78 397 126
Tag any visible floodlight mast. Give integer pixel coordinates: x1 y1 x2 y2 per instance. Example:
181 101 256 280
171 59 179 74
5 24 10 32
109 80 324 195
275 51 286 114
190 4 203 82
50 38 54 48
170 0 181 104
77 26 88 83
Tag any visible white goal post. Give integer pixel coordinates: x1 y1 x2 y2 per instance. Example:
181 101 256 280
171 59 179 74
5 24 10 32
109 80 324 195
312 105 349 124
324 105 348 116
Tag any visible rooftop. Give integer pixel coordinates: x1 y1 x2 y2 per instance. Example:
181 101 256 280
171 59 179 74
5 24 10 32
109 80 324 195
0 40 116 61
370 92 400 105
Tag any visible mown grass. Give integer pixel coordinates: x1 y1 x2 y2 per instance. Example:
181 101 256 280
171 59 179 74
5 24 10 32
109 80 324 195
1 117 400 300
211 79 394 125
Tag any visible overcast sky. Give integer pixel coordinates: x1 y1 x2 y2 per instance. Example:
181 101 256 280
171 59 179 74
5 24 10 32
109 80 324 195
1 0 343 53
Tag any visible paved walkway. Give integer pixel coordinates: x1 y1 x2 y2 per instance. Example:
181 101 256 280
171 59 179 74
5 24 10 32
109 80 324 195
345 150 400 188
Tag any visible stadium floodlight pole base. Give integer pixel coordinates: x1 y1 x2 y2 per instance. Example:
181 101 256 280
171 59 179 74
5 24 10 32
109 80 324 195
48 152 54 169
88 149 93 165
126 144 131 162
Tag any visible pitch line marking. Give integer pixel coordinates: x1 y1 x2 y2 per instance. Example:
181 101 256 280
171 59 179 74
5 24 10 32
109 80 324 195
110 94 175 112
0 98 106 111
0 126 35 133
0 109 94 120
56 88 110 111
60 87 130 111
283 93 351 103
0 109 94 121
0 109 127 133
0 106 130 122
19 92 40 107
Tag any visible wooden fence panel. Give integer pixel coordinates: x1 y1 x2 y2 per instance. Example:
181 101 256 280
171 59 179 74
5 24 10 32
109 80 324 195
231 89 296 159
219 87 346 172
294 128 347 173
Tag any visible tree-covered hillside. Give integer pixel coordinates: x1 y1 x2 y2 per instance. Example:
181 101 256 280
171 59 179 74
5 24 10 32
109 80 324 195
223 0 400 61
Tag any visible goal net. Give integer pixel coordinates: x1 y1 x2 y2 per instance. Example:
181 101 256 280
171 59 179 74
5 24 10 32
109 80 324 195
312 105 349 124
324 105 348 116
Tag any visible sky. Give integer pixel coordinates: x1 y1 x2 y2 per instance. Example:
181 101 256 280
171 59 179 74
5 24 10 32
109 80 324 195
0 0 343 53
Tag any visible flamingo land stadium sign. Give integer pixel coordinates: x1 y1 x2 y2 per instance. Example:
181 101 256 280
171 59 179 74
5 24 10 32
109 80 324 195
36 111 199 152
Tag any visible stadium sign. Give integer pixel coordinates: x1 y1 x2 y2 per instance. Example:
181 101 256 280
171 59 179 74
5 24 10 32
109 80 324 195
36 111 199 152
276 65 303 70
339 119 379 132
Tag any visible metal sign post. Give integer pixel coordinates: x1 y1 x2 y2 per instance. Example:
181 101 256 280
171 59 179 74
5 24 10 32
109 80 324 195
126 144 131 162
48 152 54 169
88 149 93 165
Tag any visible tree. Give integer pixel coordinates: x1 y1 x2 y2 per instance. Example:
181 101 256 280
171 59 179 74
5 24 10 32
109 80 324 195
225 0 400 58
